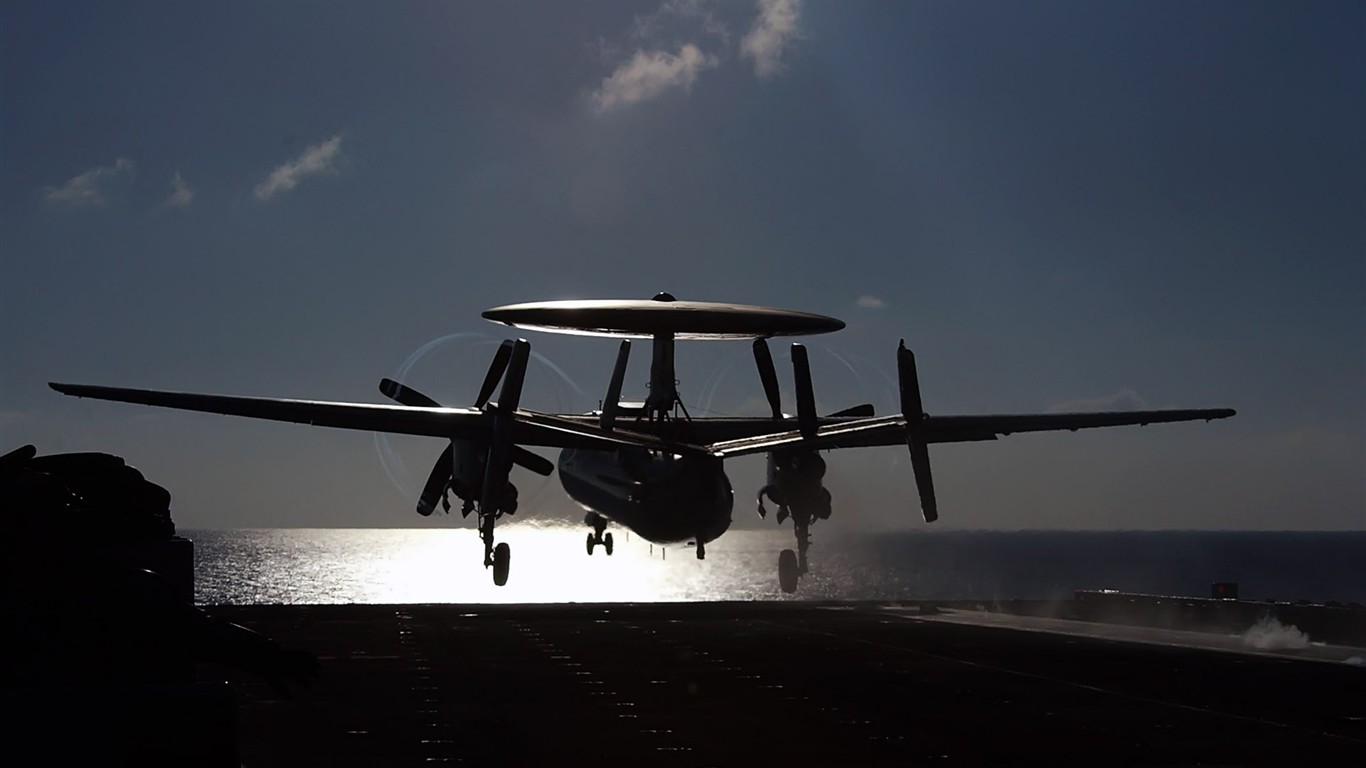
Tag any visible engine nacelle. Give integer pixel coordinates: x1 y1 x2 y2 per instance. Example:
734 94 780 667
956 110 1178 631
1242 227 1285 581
759 449 832 521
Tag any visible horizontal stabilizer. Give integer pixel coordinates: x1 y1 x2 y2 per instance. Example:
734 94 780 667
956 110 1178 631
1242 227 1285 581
828 403 874 418
512 447 554 477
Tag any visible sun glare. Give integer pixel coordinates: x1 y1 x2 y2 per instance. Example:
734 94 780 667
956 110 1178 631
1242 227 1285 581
214 525 788 605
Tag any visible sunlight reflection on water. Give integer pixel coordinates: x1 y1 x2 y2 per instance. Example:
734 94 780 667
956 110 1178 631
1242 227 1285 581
193 524 816 604
190 527 1366 606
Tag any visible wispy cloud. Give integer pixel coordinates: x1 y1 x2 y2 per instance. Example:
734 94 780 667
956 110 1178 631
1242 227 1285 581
44 158 135 206
592 44 718 112
632 0 731 46
254 135 344 201
1048 390 1148 413
163 171 194 208
0 410 33 431
741 0 802 79
856 295 887 310
590 1 798 112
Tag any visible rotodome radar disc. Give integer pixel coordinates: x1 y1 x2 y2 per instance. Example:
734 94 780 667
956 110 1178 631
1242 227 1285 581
482 295 845 340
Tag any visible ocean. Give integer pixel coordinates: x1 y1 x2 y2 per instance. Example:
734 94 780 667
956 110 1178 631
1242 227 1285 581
188 525 1366 606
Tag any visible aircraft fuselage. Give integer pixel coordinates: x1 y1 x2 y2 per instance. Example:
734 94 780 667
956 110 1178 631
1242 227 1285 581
557 447 733 545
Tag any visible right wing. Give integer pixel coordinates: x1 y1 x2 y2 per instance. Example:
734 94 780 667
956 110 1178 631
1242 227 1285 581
705 339 1236 525
707 408 1237 456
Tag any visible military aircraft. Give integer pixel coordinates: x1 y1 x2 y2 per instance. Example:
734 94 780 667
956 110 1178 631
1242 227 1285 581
50 293 1235 592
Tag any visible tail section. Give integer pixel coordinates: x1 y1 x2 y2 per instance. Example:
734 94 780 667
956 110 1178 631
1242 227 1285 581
897 341 938 523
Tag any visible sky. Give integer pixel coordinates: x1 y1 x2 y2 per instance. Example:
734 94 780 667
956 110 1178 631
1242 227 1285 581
2 1 1362 532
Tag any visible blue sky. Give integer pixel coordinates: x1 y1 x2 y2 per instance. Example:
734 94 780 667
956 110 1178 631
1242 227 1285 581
2 1 1362 530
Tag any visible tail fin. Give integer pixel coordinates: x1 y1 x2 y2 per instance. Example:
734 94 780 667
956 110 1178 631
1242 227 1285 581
898 340 938 522
600 340 631 430
792 343 817 438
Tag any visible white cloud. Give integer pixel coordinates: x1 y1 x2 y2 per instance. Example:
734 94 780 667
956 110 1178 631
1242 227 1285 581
44 158 135 206
741 0 802 79
163 171 194 208
1048 389 1149 413
856 295 887 310
592 44 718 112
253 135 344 201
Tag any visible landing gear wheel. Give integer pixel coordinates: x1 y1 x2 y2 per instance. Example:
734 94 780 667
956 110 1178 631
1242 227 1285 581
492 542 511 586
586 532 596 555
778 548 799 594
603 532 614 556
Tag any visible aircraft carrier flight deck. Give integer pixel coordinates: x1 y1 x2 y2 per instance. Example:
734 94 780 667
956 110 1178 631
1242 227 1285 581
210 599 1364 767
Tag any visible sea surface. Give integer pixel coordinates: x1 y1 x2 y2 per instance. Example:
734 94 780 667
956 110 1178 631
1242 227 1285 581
188 525 1366 606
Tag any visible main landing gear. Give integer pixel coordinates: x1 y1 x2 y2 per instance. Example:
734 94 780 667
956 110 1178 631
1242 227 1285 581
776 508 813 594
584 513 614 556
758 487 818 594
478 484 519 586
491 542 510 586
766 498 825 594
778 548 800 594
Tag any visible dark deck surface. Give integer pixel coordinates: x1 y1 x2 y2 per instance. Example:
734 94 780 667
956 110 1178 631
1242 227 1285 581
210 602 1365 767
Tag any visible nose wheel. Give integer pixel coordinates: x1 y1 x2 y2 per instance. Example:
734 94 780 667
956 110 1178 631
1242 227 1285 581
586 531 614 555
584 513 614 555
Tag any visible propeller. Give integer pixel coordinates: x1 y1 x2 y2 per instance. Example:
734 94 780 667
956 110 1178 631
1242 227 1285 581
475 340 514 408
752 338 875 427
380 378 440 409
897 340 938 522
479 339 530 519
791 343 818 438
378 339 550 518
752 339 783 420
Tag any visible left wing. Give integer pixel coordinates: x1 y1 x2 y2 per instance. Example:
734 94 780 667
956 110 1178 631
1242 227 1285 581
48 382 665 453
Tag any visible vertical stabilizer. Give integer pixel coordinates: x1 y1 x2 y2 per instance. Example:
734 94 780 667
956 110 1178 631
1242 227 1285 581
600 340 631 430
898 340 938 522
792 343 817 438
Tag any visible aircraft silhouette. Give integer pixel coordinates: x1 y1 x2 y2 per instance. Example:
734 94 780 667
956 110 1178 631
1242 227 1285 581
51 293 1235 592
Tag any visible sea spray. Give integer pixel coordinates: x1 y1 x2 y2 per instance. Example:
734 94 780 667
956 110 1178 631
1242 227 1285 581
1241 615 1310 650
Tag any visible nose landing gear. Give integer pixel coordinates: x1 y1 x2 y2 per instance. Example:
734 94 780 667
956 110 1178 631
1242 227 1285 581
584 513 614 556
